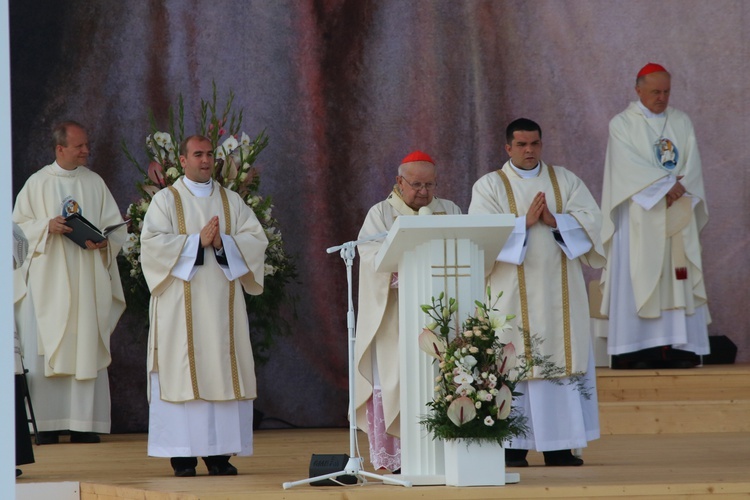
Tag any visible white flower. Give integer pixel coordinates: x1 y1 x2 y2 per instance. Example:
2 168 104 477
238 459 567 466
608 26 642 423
460 355 477 369
239 172 248 182
447 397 476 427
264 264 277 276
489 311 512 333
469 346 479 354
139 200 150 212
153 131 172 147
240 132 252 149
463 330 473 338
221 135 239 153
456 383 475 397
166 167 180 180
453 371 473 385
122 234 137 255
474 401 482 409
484 416 495 426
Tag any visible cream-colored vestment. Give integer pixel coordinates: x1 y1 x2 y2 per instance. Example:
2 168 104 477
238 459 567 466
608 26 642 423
354 189 461 438
141 178 267 457
600 102 710 355
13 163 126 433
469 161 604 451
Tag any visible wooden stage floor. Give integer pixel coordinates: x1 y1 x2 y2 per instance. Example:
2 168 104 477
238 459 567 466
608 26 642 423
15 428 750 499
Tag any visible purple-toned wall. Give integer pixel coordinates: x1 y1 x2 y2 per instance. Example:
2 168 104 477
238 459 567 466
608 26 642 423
10 0 749 432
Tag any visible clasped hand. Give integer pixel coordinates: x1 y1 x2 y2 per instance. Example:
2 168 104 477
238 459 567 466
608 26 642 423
526 192 557 229
200 216 223 249
666 176 686 208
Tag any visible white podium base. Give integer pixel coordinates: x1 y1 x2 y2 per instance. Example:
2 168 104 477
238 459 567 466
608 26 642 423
386 473 520 486
385 474 444 486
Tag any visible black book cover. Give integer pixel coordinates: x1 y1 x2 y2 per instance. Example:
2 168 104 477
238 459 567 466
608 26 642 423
63 213 128 248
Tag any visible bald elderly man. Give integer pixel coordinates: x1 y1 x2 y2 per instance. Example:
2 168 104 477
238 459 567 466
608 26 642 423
599 63 711 369
354 151 461 473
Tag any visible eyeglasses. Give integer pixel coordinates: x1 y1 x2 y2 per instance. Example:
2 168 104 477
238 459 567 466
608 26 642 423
400 177 437 191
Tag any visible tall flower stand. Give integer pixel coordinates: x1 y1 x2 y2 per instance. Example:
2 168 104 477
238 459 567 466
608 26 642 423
443 440 520 487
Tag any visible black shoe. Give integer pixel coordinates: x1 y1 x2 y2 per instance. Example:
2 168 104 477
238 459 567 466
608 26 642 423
203 456 238 476
171 457 198 477
543 449 584 466
174 467 197 477
70 431 101 443
207 463 238 476
16 469 22 477
36 431 60 445
505 448 529 467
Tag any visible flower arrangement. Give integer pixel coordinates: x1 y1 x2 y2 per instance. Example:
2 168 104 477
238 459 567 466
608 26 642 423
120 83 298 364
418 289 562 446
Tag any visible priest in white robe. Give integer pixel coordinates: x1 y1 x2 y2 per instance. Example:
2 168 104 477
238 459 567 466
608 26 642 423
600 63 710 369
141 135 268 477
354 151 462 472
469 118 605 467
13 121 126 445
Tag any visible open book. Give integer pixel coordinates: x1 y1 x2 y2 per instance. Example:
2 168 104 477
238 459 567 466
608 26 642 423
64 213 130 249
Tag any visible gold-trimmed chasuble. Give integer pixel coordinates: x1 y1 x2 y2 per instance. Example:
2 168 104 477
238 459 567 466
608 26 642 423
496 164 573 376
168 185 242 399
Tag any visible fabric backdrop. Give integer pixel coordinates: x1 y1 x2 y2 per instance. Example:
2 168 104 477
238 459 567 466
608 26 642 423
9 0 749 432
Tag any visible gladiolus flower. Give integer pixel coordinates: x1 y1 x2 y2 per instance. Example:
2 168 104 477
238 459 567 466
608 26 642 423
221 135 239 153
153 131 172 147
447 396 476 427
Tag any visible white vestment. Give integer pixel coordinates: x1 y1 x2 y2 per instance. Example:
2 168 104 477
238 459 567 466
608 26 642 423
600 102 710 355
354 189 462 440
469 161 604 451
141 177 267 457
13 162 126 433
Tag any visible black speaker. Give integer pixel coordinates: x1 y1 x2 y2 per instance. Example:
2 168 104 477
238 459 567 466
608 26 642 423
703 335 738 365
308 454 358 486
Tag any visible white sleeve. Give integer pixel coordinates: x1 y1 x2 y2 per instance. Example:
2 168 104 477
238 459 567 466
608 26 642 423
171 234 201 281
496 216 528 265
216 234 250 281
551 213 593 260
632 175 675 210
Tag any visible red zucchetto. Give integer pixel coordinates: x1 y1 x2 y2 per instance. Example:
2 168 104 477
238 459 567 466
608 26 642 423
400 150 434 165
637 62 668 78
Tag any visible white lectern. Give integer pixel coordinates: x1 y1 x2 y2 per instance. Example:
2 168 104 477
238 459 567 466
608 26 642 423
375 214 515 485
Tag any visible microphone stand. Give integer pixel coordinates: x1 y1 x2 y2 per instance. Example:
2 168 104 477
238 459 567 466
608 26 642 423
282 233 411 489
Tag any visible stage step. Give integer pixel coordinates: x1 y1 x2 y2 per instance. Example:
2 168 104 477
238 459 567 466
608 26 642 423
596 364 750 435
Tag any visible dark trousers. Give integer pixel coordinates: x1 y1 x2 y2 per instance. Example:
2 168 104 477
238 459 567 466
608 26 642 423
15 374 35 466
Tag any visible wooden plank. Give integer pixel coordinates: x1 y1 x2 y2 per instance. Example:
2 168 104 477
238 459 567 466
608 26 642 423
16 430 750 499
598 384 750 403
600 400 750 434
